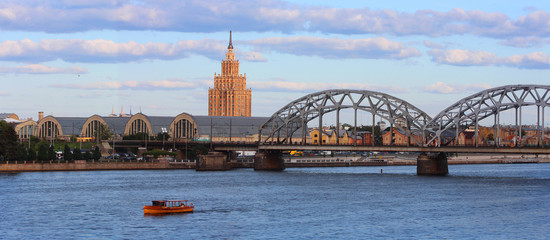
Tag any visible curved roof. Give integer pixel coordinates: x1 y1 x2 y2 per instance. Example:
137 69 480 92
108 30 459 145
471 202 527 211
52 117 89 136
192 116 269 137
147 116 174 134
101 116 131 134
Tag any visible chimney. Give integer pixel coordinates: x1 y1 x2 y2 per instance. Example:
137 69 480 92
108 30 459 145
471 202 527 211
38 112 44 121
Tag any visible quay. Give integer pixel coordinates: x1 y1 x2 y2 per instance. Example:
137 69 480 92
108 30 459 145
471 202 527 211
1 154 548 172
0 160 194 172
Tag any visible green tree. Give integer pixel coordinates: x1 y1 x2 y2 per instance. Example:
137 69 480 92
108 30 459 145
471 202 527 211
93 147 101 161
99 124 113 141
48 145 56 161
187 144 208 160
73 148 82 160
82 150 92 161
37 141 49 162
0 120 19 161
17 144 27 163
142 149 177 158
156 132 170 141
63 144 73 161
27 147 36 161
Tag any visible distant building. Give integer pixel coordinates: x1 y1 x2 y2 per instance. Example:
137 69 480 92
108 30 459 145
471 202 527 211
12 111 268 143
0 113 20 123
208 31 252 117
382 129 422 146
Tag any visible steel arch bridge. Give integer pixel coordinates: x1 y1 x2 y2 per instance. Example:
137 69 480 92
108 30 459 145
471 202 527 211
258 89 432 146
425 85 550 147
258 85 550 148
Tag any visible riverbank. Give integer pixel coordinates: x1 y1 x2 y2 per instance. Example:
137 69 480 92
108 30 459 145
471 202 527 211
1 154 549 172
0 160 195 172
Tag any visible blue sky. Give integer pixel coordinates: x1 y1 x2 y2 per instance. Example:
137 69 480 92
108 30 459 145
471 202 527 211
0 0 549 125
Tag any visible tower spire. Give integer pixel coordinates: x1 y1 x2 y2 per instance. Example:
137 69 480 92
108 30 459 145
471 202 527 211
228 30 233 49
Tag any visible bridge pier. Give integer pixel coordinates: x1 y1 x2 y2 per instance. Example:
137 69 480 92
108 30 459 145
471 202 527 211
417 152 448 176
196 152 231 171
254 151 285 171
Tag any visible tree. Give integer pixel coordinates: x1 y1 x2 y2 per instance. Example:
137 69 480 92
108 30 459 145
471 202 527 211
63 144 73 161
93 147 101 161
188 144 208 160
27 147 36 161
37 141 49 162
142 149 177 159
29 136 40 150
17 144 27 163
0 120 19 161
82 151 92 161
99 124 113 140
73 148 82 160
341 123 352 130
48 145 56 161
156 132 170 141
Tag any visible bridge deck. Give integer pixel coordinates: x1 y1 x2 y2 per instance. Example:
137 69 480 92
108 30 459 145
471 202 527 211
256 145 550 154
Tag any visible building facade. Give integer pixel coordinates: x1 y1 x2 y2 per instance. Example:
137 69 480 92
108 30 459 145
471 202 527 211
12 111 268 143
208 31 252 117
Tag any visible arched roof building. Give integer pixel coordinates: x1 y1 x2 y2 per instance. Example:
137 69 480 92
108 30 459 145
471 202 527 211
13 112 270 143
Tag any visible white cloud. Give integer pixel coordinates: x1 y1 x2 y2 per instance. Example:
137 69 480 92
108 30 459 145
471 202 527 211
0 1 549 40
51 79 212 90
0 90 7 96
51 78 408 94
499 37 550 48
423 40 445 49
428 49 550 69
423 82 491 94
248 80 408 93
0 37 420 63
0 38 258 63
0 64 87 74
247 36 421 59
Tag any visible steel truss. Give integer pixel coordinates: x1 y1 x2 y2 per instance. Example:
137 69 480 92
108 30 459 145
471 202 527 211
258 89 431 146
425 85 550 147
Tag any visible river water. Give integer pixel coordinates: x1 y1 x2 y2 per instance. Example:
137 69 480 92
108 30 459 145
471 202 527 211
1 164 549 239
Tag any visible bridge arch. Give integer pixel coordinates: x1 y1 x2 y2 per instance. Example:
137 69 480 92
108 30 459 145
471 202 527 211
425 85 550 146
259 89 431 146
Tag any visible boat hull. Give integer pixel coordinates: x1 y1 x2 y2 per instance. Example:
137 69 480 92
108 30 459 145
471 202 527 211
143 206 194 214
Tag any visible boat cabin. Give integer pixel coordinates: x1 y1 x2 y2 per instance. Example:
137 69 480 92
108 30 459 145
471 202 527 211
151 200 190 208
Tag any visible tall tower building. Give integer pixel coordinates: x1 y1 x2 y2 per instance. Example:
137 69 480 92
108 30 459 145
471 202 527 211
208 31 252 116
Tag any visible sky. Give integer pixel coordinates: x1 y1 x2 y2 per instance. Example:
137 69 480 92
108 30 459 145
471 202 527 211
0 0 549 126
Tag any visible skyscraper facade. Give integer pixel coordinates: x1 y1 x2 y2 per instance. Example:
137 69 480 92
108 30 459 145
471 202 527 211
208 31 252 117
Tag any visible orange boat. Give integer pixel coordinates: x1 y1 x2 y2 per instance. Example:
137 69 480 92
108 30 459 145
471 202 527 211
143 200 194 214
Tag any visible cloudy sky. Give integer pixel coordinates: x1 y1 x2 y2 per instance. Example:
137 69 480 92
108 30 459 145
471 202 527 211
1 0 549 125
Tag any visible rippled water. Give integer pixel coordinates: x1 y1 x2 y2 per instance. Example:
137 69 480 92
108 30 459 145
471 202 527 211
1 164 549 239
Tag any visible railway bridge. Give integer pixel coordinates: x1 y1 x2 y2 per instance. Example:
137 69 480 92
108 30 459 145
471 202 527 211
113 85 549 175
246 85 550 175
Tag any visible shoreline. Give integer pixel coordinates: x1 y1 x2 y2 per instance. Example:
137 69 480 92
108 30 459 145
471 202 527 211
1 155 549 172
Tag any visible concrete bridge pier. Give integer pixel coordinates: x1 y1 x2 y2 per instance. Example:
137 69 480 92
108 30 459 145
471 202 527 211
196 151 231 171
254 151 285 171
417 152 448 176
